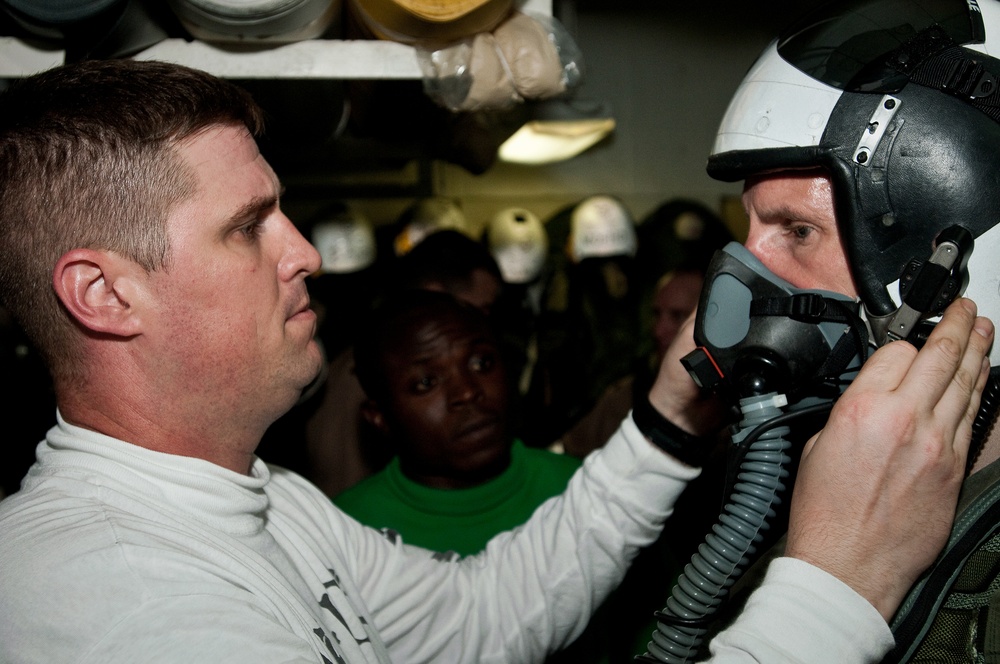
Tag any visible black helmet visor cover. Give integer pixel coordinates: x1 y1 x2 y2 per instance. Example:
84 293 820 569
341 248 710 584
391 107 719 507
777 0 984 93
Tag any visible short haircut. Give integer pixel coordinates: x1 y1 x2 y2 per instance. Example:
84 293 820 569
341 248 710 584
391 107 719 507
0 59 265 379
353 289 493 404
394 230 502 294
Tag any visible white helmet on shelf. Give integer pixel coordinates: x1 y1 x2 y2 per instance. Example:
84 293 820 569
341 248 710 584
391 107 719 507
568 195 636 263
311 204 377 274
487 207 548 284
393 197 472 256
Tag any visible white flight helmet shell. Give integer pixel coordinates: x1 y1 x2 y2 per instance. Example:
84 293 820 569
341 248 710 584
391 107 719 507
708 0 1000 364
487 207 549 284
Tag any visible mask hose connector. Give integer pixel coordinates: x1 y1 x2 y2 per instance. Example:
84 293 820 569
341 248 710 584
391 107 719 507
638 392 793 663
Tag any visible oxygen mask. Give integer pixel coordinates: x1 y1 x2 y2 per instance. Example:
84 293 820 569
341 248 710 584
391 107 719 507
681 242 869 408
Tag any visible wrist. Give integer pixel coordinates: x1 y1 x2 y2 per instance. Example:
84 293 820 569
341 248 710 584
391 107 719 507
632 389 711 467
786 528 900 622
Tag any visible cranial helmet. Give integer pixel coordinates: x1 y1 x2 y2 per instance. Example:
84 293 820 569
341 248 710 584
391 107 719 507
487 207 549 284
708 0 1000 363
568 195 637 263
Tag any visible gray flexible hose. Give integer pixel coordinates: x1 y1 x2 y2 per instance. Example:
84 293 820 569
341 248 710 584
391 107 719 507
641 392 793 663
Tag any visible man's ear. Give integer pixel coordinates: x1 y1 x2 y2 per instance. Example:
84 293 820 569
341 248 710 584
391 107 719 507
53 248 145 337
360 399 391 437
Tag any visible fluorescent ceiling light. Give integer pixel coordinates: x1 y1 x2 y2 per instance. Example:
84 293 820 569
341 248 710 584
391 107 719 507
498 99 615 165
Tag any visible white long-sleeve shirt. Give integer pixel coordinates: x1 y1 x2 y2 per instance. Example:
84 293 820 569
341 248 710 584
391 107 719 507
0 411 892 663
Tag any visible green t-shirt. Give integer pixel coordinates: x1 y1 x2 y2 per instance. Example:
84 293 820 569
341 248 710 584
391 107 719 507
333 440 581 557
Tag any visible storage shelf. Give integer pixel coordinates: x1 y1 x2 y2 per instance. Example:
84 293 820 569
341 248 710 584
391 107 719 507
0 36 426 79
0 0 550 79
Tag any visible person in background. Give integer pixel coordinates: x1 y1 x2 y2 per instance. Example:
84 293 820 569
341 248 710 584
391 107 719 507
392 228 503 315
554 206 735 619
559 266 707 460
634 198 734 376
304 229 504 497
557 195 732 461
650 268 705 362
334 289 580 556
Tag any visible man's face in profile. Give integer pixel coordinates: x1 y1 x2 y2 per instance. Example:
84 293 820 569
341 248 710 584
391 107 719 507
144 124 324 431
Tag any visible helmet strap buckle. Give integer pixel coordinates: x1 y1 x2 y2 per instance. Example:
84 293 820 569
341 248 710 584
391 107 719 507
941 57 997 101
